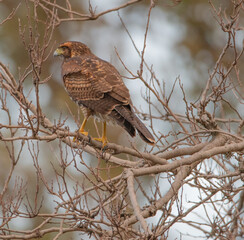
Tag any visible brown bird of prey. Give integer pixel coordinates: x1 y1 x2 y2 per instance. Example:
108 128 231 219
54 41 155 145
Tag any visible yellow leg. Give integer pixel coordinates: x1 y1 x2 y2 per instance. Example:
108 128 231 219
73 117 89 142
79 117 89 136
94 121 108 146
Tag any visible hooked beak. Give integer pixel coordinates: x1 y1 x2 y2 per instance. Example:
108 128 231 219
53 47 64 57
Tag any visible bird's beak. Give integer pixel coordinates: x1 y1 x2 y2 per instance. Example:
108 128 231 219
53 47 64 57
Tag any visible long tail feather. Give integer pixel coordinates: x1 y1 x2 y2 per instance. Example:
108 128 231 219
111 105 155 144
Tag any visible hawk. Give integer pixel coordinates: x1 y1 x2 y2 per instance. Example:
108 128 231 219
54 41 155 145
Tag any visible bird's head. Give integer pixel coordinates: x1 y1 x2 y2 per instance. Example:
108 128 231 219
54 41 92 58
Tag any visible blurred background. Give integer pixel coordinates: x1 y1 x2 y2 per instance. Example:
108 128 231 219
0 0 243 239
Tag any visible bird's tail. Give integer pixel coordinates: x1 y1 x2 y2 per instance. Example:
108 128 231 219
133 116 155 145
111 105 155 145
109 108 136 138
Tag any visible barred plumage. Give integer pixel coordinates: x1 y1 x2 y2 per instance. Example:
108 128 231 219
54 41 155 145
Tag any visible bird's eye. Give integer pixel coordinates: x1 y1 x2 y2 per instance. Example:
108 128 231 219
61 46 69 50
59 45 71 58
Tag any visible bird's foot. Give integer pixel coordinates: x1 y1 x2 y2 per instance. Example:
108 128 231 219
79 131 89 136
93 136 108 147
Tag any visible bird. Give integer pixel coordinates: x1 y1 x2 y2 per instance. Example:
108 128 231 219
54 41 155 146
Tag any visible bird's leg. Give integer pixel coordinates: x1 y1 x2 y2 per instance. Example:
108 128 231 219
73 116 89 142
94 121 108 147
79 117 89 136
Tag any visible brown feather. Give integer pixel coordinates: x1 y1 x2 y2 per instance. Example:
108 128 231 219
55 41 155 144
112 105 155 144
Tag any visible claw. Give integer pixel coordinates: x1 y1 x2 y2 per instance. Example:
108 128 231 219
93 136 108 147
93 121 108 147
73 119 108 147
79 131 88 136
73 116 89 142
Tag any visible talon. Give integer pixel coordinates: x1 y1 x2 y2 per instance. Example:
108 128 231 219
78 116 89 136
93 136 108 147
73 116 90 142
87 135 92 143
93 121 108 147
79 131 88 136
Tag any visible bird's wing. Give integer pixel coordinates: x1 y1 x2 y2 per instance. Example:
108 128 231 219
98 58 130 104
62 57 130 105
61 55 155 143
